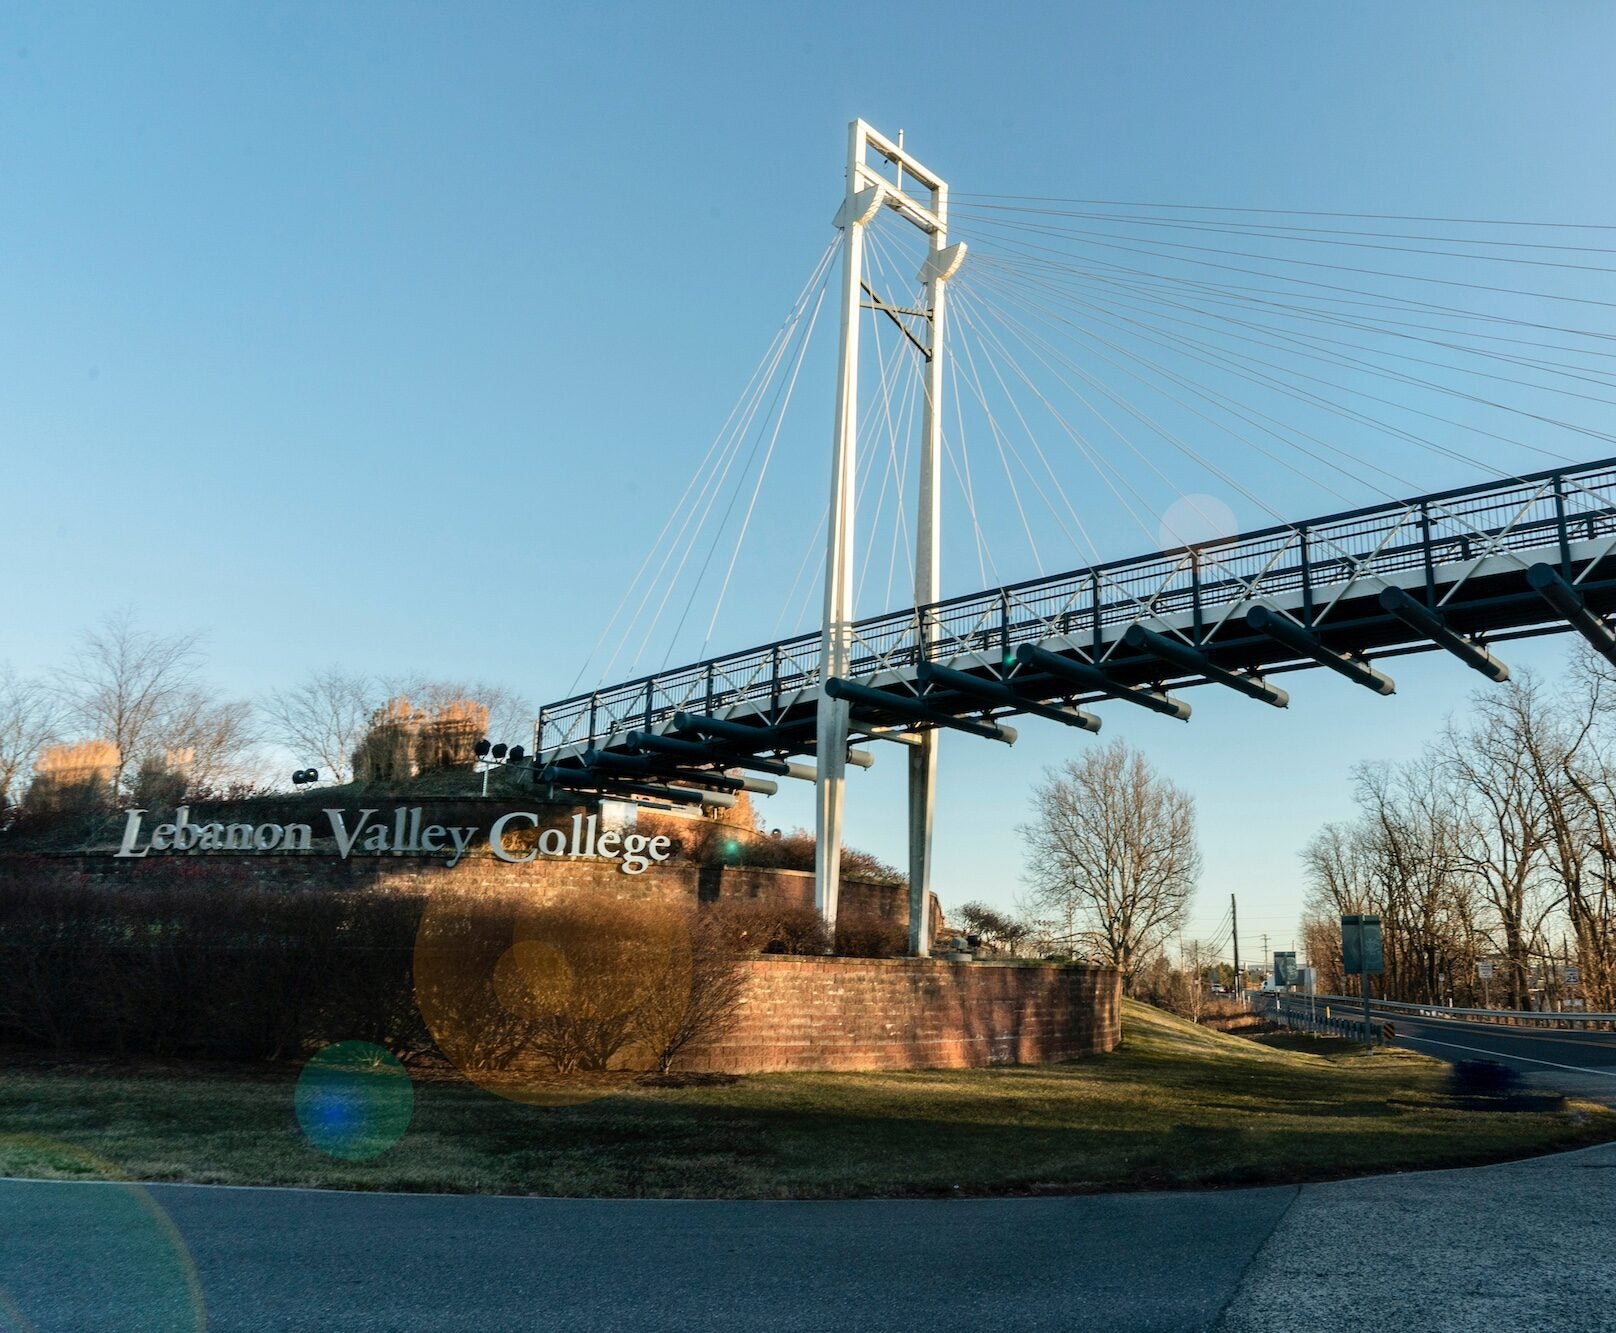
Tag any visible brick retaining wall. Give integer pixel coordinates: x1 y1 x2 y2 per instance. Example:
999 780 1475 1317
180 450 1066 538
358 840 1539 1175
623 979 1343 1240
680 956 1121 1073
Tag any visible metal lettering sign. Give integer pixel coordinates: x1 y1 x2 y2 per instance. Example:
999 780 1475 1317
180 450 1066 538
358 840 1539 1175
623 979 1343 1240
112 806 673 876
1341 914 1384 976
1273 951 1299 986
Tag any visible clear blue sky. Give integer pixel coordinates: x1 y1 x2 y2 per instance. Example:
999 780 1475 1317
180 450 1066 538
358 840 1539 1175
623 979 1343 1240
6 2 1616 956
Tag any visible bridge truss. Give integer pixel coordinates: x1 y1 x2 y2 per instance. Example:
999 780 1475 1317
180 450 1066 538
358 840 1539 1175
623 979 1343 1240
538 461 1616 859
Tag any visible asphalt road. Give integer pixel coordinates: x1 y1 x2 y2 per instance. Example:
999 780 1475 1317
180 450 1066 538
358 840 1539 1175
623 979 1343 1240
9 1139 1616 1333
0 1179 1290 1332
1386 1009 1616 1104
1268 996 1616 1106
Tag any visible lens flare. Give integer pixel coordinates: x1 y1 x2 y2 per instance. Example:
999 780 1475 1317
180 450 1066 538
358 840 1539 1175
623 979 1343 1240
0 1135 207 1332
1158 493 1238 550
414 889 695 1105
294 1041 414 1161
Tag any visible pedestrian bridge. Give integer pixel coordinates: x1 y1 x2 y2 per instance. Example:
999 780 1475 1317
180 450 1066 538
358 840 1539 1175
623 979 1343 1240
538 456 1616 775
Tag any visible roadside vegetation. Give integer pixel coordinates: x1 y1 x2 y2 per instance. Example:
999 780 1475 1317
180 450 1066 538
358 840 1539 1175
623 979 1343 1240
1 1001 1608 1199
1300 654 1616 1013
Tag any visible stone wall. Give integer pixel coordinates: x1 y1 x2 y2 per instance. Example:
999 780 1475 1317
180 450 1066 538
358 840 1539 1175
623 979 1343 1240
679 957 1122 1073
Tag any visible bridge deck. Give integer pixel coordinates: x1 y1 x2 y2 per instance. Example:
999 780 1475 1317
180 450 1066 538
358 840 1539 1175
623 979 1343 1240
537 458 1616 778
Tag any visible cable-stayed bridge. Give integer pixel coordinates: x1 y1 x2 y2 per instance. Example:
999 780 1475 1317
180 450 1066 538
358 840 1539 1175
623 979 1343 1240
534 121 1616 954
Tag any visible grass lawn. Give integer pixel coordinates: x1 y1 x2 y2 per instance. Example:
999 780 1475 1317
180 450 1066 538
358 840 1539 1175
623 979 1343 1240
1 1001 1610 1199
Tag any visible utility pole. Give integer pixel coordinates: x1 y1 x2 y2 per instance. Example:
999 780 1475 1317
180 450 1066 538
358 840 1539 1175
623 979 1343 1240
1230 894 1241 999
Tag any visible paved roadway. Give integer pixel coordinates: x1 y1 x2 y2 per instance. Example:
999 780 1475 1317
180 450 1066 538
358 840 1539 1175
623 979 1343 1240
0 1179 1284 1332
1383 1009 1616 1105
7 1139 1616 1333
1268 996 1616 1106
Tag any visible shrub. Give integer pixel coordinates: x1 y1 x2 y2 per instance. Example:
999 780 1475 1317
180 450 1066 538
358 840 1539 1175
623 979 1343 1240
419 894 750 1076
834 910 907 959
632 909 749 1074
706 899 831 955
0 863 428 1061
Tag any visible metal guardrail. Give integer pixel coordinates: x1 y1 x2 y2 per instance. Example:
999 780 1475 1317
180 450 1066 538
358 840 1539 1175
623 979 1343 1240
537 455 1616 758
1309 993 1616 1029
1258 995 1377 1042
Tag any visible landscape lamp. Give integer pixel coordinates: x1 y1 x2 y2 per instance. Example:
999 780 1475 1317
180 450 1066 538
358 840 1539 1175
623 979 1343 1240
474 739 526 795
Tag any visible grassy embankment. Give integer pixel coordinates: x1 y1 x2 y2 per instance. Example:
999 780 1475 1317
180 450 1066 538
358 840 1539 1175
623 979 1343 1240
1 1000 1609 1198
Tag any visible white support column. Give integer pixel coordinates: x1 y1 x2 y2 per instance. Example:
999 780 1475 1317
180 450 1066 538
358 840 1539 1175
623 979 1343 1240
816 122 881 932
816 120 960 946
908 189 965 958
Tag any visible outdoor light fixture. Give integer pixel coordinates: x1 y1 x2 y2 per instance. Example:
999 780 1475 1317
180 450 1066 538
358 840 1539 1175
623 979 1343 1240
291 769 319 788
473 738 526 795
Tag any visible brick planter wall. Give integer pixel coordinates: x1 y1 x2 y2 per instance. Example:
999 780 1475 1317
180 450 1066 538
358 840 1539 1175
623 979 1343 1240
679 956 1122 1073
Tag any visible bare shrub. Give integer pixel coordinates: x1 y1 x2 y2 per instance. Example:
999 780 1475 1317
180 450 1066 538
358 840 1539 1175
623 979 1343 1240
495 899 675 1073
833 909 907 959
633 909 748 1075
0 863 427 1061
707 899 831 955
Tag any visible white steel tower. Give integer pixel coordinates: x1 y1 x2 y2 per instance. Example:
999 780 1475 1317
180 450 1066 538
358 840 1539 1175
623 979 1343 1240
816 120 966 953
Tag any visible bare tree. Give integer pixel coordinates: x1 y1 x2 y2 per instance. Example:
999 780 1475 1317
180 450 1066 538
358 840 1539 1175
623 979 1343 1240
57 611 202 799
261 667 377 784
0 665 62 811
1440 678 1559 1009
1178 938 1215 1023
1020 740 1199 992
1353 758 1471 1004
157 689 262 792
1523 657 1616 1012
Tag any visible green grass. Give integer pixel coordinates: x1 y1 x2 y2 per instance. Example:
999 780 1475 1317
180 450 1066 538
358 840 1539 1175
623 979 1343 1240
1 1001 1610 1199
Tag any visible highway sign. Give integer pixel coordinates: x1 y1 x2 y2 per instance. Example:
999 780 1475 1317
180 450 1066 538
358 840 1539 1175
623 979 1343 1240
1565 967 1581 986
1341 915 1384 975
1274 951 1299 986
1477 960 1495 980
1381 1022 1396 1041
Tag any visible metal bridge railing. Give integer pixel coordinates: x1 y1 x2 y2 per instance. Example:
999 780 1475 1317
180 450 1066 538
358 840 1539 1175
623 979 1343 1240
538 456 1616 756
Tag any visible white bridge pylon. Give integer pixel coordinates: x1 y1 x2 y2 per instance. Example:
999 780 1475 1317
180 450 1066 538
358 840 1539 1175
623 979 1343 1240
817 121 967 953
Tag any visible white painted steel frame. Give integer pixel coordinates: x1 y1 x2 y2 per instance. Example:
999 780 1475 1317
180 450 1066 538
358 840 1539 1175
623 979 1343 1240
817 120 964 946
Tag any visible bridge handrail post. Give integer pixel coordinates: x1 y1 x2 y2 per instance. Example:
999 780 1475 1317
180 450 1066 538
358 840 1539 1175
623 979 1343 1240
1299 526 1314 625
1419 501 1437 606
1190 551 1204 645
588 694 600 749
705 663 716 714
770 644 782 721
1554 472 1573 573
1090 570 1102 655
999 589 1011 663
